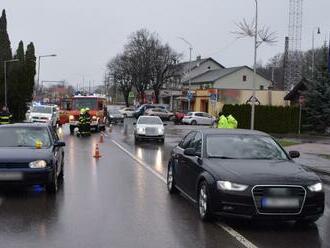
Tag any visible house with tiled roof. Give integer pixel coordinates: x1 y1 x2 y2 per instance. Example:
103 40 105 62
182 66 271 90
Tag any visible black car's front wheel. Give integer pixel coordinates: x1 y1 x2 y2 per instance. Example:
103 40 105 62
167 162 178 194
198 181 213 221
46 171 58 194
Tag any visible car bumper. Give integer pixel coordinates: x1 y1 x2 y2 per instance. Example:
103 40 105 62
182 119 192 124
135 134 164 139
210 188 324 220
31 120 52 124
0 168 53 186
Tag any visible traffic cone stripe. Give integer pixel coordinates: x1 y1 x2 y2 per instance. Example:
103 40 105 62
93 144 102 159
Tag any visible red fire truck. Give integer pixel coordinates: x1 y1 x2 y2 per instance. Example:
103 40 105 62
59 95 107 134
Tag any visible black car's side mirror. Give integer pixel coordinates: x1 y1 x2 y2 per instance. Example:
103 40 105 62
289 151 300 159
184 148 196 156
54 141 66 147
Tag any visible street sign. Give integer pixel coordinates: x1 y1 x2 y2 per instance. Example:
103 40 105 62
129 92 135 98
187 91 193 101
299 95 305 105
209 93 217 102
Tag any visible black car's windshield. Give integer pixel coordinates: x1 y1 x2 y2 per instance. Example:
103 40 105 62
138 116 162 125
31 106 52 114
206 135 288 160
0 127 51 148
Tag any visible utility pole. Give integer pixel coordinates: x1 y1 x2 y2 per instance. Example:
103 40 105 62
251 0 258 130
178 37 193 111
312 27 321 81
36 54 57 97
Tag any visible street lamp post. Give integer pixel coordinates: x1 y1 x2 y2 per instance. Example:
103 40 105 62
36 54 57 96
251 0 258 130
178 37 193 111
311 27 321 81
3 59 19 108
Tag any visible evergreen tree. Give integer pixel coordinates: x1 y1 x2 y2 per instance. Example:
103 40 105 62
24 42 36 104
0 9 13 106
304 44 330 132
8 41 25 120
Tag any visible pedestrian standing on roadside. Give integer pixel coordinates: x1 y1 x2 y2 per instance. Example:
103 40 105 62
217 115 229 128
0 106 13 125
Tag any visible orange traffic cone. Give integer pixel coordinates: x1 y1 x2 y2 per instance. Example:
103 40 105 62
99 133 104 143
93 144 102 159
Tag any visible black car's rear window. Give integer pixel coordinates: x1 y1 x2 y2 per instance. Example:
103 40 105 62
0 127 51 148
206 134 288 160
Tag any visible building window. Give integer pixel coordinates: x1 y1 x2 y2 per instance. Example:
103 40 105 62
242 75 247 82
260 85 264 90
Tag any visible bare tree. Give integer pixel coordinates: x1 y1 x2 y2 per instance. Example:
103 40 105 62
110 29 181 104
150 43 181 103
107 53 133 107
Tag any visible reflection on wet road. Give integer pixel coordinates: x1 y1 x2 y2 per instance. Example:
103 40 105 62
0 121 328 248
0 125 244 248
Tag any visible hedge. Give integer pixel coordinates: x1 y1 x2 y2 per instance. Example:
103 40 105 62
221 104 300 134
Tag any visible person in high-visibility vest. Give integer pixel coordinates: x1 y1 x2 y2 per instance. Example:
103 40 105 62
217 115 229 128
0 106 12 125
227 115 238 129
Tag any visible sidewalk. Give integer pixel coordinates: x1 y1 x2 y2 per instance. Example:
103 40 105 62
286 143 330 177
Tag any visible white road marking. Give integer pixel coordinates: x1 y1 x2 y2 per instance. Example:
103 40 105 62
216 222 258 248
112 139 258 248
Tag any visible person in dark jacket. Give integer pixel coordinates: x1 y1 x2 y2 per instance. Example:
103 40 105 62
78 108 91 136
0 106 12 125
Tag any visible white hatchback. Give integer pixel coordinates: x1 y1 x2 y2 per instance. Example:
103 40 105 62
182 112 216 126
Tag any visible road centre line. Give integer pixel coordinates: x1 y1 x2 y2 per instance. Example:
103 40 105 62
111 139 259 248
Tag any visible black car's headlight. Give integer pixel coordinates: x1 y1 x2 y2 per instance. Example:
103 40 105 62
29 160 47 169
308 182 323 192
217 181 248 192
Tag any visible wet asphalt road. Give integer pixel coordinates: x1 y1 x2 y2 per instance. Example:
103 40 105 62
0 120 329 248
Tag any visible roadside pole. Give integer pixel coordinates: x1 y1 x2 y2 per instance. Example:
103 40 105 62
298 96 304 135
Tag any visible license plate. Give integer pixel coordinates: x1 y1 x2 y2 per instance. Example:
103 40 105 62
0 172 23 181
261 198 299 208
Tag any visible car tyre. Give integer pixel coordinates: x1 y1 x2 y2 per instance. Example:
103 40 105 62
134 137 140 144
191 120 197 125
46 171 58 194
159 138 165 144
59 157 64 181
167 162 178 194
198 181 213 222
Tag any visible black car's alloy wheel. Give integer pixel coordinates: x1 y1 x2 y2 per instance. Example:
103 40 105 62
167 163 178 194
198 181 212 221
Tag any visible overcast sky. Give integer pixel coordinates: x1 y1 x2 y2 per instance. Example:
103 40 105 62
2 0 330 88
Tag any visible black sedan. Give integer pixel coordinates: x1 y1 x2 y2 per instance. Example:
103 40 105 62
0 123 65 194
167 129 324 223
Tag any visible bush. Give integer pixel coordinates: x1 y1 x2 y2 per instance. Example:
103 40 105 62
222 104 299 134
